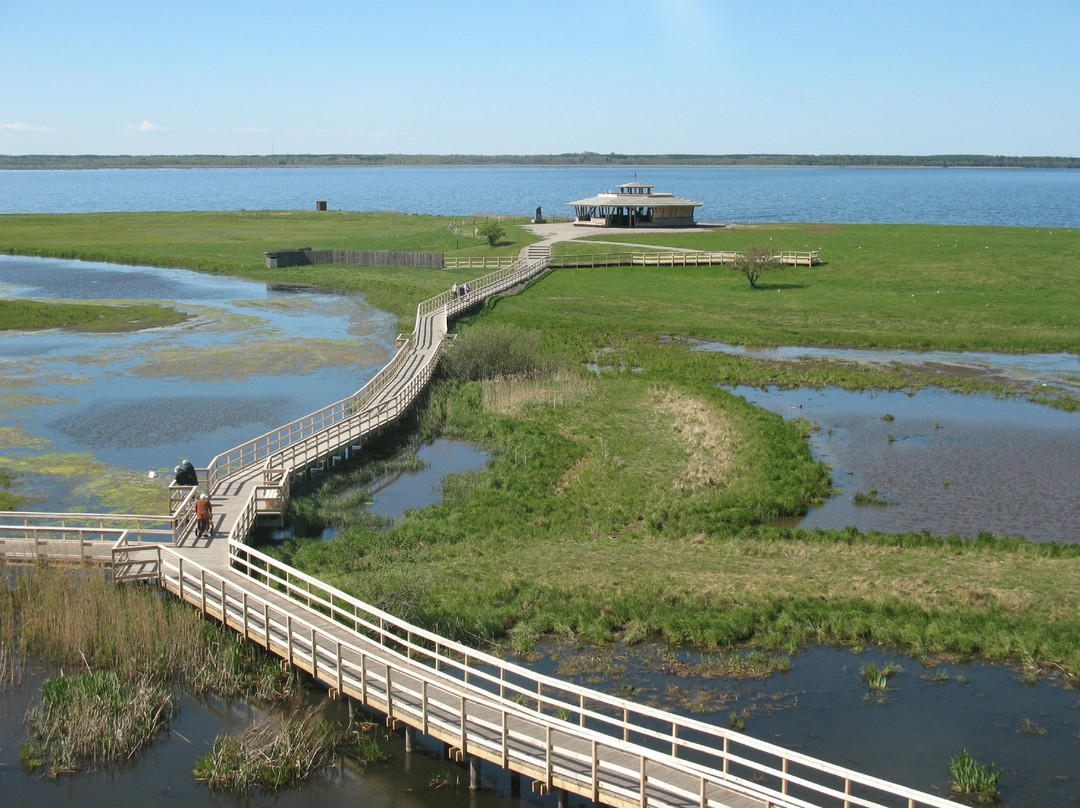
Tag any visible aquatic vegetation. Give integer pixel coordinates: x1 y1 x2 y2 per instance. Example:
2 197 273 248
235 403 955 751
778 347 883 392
22 670 175 774
128 337 383 382
949 748 1004 803
859 662 903 694
193 703 380 791
853 489 897 506
1017 718 1046 736
1 567 296 699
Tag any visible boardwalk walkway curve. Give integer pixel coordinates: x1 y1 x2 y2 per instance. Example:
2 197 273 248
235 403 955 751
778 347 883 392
1 243 959 808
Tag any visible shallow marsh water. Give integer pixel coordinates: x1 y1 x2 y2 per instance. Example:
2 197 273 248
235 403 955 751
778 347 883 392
512 641 1080 807
699 341 1080 396
366 438 490 522
0 663 566 808
730 385 1080 543
698 340 1080 542
0 255 395 511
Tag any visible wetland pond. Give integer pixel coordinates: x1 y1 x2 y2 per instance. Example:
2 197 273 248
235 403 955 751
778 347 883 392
698 342 1080 544
0 255 395 511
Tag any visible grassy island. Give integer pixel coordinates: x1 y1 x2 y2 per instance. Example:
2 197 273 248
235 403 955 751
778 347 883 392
2 211 1079 679
0 299 187 332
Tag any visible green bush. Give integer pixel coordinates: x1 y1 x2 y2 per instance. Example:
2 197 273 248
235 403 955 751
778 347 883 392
441 323 547 381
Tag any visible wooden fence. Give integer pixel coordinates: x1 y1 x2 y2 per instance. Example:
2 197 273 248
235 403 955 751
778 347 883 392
550 250 820 269
265 248 444 269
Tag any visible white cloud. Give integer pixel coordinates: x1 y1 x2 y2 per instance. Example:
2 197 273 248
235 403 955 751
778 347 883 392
126 119 167 132
1 122 61 133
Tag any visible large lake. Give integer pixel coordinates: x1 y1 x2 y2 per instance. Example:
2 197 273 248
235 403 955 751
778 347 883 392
3 165 1080 227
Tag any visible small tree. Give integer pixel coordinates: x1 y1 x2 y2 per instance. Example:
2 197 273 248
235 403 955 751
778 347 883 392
477 221 505 248
731 245 782 289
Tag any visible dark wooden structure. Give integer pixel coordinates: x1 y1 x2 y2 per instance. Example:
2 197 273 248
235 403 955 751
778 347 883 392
265 248 444 269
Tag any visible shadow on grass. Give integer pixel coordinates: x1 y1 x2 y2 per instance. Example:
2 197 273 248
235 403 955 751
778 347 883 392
756 282 808 290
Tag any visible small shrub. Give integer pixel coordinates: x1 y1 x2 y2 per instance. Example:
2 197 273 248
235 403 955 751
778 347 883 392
441 323 546 382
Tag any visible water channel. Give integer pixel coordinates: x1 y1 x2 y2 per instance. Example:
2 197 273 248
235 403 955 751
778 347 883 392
696 341 1080 544
2 256 1079 805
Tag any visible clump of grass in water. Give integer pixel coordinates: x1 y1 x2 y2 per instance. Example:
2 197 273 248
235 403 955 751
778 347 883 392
852 488 898 506
949 748 1003 803
22 670 174 775
193 703 382 791
860 662 903 696
1018 717 1046 736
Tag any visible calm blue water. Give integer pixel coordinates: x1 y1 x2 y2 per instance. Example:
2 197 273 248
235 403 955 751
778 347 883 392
2 165 1079 227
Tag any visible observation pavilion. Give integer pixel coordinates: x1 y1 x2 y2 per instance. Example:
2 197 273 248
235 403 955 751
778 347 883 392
566 183 703 227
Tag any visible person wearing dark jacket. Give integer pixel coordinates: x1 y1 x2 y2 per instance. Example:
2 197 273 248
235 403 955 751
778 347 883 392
180 459 198 486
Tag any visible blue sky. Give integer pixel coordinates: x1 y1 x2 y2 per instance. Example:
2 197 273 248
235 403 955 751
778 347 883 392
2 0 1077 156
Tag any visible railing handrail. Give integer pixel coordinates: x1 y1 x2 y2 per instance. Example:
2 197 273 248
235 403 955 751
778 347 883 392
156 544 822 808
225 539 957 808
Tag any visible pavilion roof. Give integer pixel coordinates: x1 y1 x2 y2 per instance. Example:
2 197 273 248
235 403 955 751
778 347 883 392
566 191 702 208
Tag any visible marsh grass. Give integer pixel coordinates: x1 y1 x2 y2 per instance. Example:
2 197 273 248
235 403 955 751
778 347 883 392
0 299 188 333
22 670 174 775
0 567 295 699
1017 717 1046 736
860 662 903 692
949 748 1003 803
853 489 897 506
193 703 382 791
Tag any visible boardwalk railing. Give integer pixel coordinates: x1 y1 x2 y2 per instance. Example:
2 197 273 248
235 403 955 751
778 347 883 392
225 538 960 808
444 256 518 270
0 511 175 544
206 256 551 545
550 250 820 268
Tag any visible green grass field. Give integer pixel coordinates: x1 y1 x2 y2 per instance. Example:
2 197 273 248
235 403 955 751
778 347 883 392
0 211 536 330
3 211 1079 677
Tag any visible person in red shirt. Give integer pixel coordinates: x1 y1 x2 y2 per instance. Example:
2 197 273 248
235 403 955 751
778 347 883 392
195 494 213 538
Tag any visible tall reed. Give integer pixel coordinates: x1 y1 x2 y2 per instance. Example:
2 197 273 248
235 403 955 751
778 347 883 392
1 566 293 698
193 702 381 791
22 670 174 774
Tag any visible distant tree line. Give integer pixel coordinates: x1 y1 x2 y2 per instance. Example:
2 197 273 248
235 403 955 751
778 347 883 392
2 153 1078 169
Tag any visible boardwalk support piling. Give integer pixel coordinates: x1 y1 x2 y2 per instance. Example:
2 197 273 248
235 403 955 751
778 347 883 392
469 756 481 791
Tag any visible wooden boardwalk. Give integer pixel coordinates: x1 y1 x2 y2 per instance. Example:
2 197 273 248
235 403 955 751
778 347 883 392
0 250 960 808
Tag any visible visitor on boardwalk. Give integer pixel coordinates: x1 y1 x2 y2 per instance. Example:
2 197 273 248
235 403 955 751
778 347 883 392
195 493 213 538
180 459 198 486
451 283 458 298
173 465 185 485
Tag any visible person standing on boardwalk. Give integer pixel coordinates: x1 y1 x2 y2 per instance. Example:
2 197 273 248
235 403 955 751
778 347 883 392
180 459 198 486
195 493 213 538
